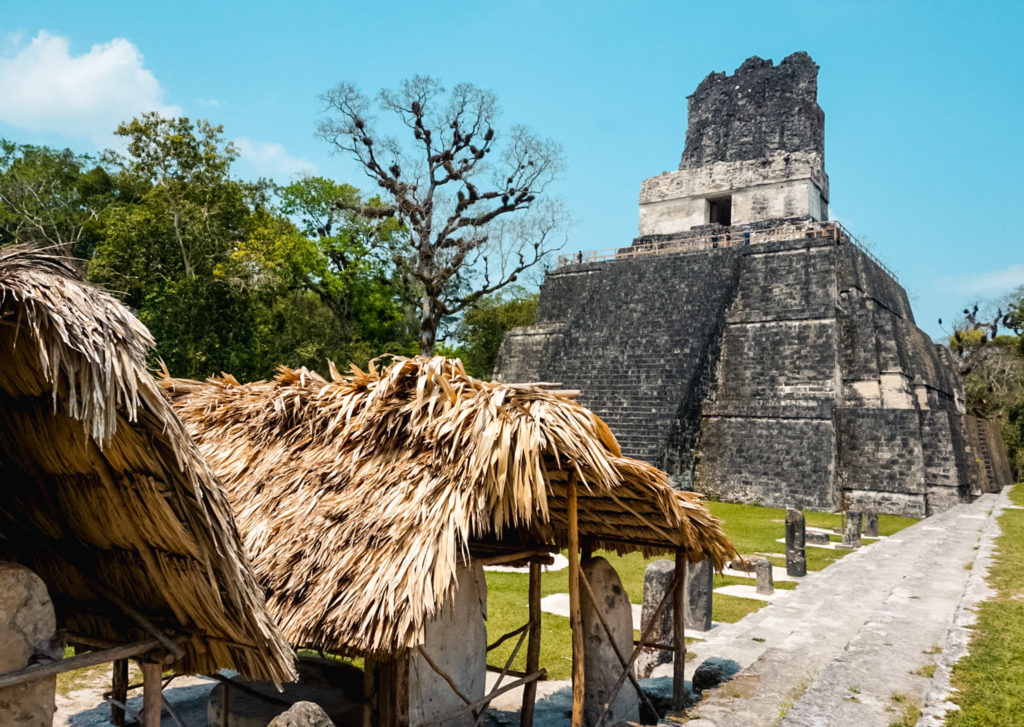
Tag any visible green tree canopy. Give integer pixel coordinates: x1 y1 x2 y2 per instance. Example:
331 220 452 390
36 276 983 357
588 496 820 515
0 140 117 258
949 288 1024 476
3 116 420 381
453 287 538 378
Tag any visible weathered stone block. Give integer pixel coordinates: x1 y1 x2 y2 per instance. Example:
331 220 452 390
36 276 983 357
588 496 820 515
580 557 639 725
863 511 879 538
755 558 774 595
267 701 335 727
685 559 713 632
841 511 862 549
409 564 487 727
0 562 57 727
805 530 830 546
785 508 807 577
637 560 674 679
691 657 741 694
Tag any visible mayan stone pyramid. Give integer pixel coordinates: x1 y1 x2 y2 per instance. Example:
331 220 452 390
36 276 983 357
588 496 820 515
495 52 1011 516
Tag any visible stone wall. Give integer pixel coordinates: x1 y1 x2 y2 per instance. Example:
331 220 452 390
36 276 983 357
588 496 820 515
496 50 1001 516
638 52 829 237
639 174 826 236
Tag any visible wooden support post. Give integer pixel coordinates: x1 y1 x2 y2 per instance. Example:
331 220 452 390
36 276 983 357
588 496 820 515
110 659 128 727
380 650 410 727
672 550 687 711
520 561 543 727
363 658 377 727
568 471 584 727
141 661 162 727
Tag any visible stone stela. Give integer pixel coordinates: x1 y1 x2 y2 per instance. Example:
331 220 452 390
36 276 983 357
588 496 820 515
785 508 807 577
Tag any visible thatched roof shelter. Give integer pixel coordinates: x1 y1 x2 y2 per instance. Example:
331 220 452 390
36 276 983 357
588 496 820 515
0 246 296 682
162 356 735 659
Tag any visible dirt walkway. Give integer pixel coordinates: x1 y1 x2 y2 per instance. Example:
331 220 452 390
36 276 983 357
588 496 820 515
55 664 216 727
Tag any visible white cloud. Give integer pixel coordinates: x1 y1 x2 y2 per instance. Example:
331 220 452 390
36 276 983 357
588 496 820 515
197 97 220 108
938 263 1024 297
0 31 180 147
234 138 317 179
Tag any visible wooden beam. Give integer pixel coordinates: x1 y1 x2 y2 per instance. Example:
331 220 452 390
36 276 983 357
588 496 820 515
474 627 529 727
363 657 377 727
486 622 530 652
485 665 537 678
0 640 161 689
520 561 543 727
473 551 554 567
380 650 410 727
568 470 584 727
64 631 122 650
141 661 162 727
93 581 184 661
207 673 291 708
110 659 128 727
672 550 688 711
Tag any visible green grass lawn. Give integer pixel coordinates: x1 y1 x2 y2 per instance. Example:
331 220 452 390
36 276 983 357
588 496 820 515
947 484 1024 726
485 500 919 680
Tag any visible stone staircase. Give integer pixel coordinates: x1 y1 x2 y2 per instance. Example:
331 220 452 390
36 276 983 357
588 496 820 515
524 248 743 468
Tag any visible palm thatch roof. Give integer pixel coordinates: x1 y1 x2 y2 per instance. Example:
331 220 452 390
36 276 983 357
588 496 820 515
0 245 296 682
162 356 736 658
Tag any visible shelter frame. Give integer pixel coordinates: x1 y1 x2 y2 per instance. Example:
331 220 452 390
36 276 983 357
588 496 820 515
365 472 692 727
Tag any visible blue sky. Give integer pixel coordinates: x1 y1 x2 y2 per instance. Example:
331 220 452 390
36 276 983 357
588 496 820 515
1 1 1021 339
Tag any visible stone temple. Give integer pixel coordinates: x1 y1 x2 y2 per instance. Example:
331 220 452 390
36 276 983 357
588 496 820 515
495 52 1011 517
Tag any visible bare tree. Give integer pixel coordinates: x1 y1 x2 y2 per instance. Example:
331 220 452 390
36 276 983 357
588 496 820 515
317 76 565 355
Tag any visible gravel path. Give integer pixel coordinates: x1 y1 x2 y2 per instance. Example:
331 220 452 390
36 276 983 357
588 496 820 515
682 491 1007 726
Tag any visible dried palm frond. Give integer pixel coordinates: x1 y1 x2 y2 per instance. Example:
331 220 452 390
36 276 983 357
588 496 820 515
0 245 295 681
164 355 736 658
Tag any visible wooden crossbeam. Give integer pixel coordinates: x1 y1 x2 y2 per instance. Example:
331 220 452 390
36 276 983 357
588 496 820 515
0 640 161 689
486 622 530 652
411 670 545 727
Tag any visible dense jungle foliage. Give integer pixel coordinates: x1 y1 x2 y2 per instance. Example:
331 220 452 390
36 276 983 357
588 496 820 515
0 114 539 381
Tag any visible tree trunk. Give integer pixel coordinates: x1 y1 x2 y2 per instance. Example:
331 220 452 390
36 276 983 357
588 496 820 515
419 292 439 356
419 326 435 357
